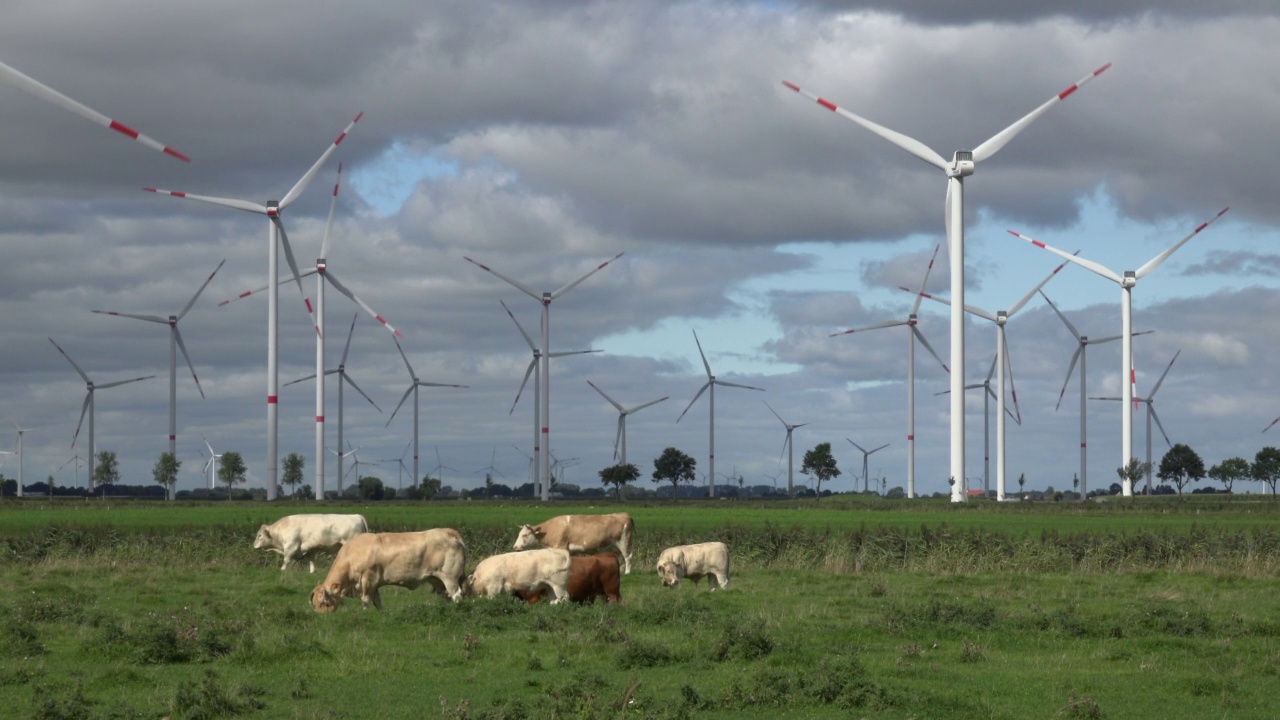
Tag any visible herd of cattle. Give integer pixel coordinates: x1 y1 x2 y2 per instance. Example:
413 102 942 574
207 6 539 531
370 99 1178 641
251 512 731 612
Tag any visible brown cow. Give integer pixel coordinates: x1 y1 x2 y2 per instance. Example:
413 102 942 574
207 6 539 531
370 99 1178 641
310 528 466 612
515 553 622 605
512 512 634 574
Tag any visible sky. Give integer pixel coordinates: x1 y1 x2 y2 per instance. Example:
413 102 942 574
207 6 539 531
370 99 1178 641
3 0 1280 498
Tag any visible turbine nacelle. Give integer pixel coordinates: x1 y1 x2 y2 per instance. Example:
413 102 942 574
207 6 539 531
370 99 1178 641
267 200 280 217
1122 271 1137 289
947 150 975 178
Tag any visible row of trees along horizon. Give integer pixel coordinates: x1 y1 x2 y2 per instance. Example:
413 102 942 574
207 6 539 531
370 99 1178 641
6 443 1280 501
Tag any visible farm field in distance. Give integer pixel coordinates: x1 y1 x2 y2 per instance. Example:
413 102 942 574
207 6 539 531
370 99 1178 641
2 496 1279 719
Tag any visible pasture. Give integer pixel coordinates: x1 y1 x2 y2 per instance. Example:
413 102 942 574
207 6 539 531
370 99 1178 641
2 496 1279 719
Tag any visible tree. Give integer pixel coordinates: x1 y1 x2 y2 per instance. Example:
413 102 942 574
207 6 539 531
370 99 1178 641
357 475 384 501
282 453 305 497
1018 473 1026 495
599 463 640 501
151 452 180 501
420 475 441 500
1252 447 1280 496
217 451 247 499
1157 444 1205 496
92 451 120 490
652 447 696 499
1208 457 1250 496
800 442 841 499
1116 458 1151 495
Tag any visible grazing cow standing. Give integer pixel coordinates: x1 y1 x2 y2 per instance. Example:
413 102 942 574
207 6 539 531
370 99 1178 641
310 528 467 612
515 553 622 605
656 542 730 590
467 548 571 603
512 512 634 574
254 513 368 572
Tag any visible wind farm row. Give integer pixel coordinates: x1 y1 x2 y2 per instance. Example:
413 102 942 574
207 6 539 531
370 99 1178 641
0 56 1259 502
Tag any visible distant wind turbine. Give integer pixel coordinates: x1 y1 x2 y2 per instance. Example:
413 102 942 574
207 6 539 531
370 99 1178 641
676 330 765 498
387 338 467 492
12 422 31 498
847 439 890 494
1091 350 1180 494
587 380 668 467
1009 207 1228 496
784 62 1111 502
764 401 810 497
48 338 155 487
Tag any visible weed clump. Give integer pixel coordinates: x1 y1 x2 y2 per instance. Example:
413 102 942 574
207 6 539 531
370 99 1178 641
169 669 266 719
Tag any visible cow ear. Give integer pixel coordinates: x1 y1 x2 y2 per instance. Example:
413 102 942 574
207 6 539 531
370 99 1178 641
258 526 270 538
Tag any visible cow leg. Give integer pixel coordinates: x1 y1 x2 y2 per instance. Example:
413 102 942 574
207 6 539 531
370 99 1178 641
708 574 720 591
364 587 383 611
437 574 463 603
547 582 569 605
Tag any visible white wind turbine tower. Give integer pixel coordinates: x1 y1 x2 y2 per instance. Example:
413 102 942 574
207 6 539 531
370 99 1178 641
12 423 32 498
934 355 1019 496
387 337 467 492
465 253 624 500
202 437 221 492
92 260 225 499
0 60 189 162
764 401 809 497
1091 350 1180 494
145 112 362 500
380 442 413 492
500 300 599 488
909 255 1073 500
784 63 1111 502
48 338 155 487
285 314 383 498
847 439 890 493
1009 207 1228 496
57 454 86 490
676 330 765 498
587 380 669 467
831 245 948 499
1040 290 1152 498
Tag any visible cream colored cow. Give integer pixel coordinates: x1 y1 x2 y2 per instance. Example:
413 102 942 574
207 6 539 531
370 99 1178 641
310 528 466 612
466 548 571 604
254 513 368 572
656 542 730 590
512 512 634 574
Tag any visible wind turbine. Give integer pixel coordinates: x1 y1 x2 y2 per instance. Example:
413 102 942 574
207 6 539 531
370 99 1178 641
92 259 225 498
145 112 362 500
429 446 460 488
379 442 414 492
465 252 624 500
48 338 155 487
831 245 948 498
0 59 188 161
57 454 86 490
676 330 765 498
764 401 809 496
784 63 1111 502
500 300 599 488
387 337 467 493
201 437 222 492
586 380 668 467
847 439 890 494
934 355 1019 496
473 447 505 484
1091 350 1180 494
1040 290 1152 498
908 255 1073 500
1008 207 1228 495
329 443 376 490
12 423 31 498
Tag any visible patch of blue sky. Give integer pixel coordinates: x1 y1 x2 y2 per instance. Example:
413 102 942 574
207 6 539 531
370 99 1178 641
347 141 459 216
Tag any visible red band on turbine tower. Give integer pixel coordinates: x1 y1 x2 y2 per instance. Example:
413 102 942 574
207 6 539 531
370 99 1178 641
267 396 277 404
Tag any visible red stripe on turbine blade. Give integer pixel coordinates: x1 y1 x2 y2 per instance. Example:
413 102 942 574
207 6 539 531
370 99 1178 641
1058 84 1079 100
781 81 799 92
163 147 191 162
1032 240 1046 249
217 300 230 307
1194 222 1208 233
1094 62 1113 76
376 315 387 325
238 291 251 298
108 120 140 140
817 98 837 111
305 299 314 313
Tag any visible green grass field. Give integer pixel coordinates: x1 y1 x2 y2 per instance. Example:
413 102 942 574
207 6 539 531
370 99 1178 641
2 497 1279 718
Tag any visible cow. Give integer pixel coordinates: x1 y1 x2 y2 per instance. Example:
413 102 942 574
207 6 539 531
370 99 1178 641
253 513 368 572
656 542 730 590
515 552 622 605
466 548 571 604
512 512 634 574
310 528 467 612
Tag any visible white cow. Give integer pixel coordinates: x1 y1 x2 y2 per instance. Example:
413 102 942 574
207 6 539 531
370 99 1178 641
513 512 634 574
466 548 571 603
310 528 468 612
656 542 730 590
253 513 368 572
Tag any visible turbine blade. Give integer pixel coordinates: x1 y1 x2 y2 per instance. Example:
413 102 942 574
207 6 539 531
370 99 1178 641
393 336 416 379
385 385 414 427
869 443 890 455
72 392 90 448
677 382 711 423
587 380 625 412
501 300 539 352
49 338 91 383
0 59 190 161
464 257 540 300
764 400 786 426
909 244 942 316
716 380 765 391
216 269 319 307
692 329 713 378
547 349 600 358
1005 344 1023 425
280 112 363 209
143 188 266 214
178 259 227 320
1149 406 1173 448
340 313 358 366
95 375 156 390
1007 252 1078 318
847 439 868 453
1148 350 1180 398
1039 290 1082 341
1263 418 1280 434
904 286 997 323
91 310 166 324
613 417 623 461
323 269 402 337
510 359 537 415
271 217 318 334
1135 208 1230 279
319 164 342 260
984 353 998 383
971 63 1111 162
912 327 950 374
830 318 908 337
172 327 205 399
342 373 383 413
283 373 319 387
780 81 949 170
628 396 669 414
1007 230 1122 284
549 251 626 300
1055 346 1083 412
